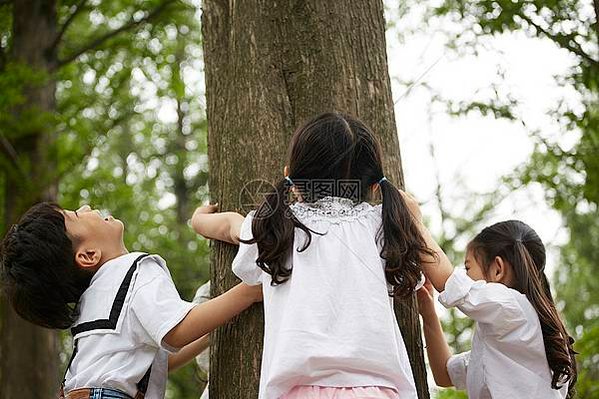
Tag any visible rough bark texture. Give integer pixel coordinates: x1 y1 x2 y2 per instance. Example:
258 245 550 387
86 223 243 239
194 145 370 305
202 1 429 398
0 1 60 398
594 0 599 46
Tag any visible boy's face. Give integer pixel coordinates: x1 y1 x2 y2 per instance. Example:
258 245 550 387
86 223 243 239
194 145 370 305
63 205 126 269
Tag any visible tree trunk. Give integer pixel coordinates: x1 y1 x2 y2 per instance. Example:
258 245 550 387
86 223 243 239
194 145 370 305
0 1 60 398
202 1 429 398
594 0 599 46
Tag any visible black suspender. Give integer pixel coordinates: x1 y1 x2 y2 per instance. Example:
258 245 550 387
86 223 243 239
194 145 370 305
136 366 153 396
71 254 150 336
60 340 79 398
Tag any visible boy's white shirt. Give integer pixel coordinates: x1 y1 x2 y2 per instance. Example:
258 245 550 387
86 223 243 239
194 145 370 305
233 197 419 399
439 268 568 399
64 252 196 398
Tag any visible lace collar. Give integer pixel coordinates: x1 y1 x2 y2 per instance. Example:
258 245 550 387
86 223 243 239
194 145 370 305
290 196 378 223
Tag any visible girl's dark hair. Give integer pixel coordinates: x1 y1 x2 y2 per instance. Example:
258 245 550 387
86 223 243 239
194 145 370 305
244 112 435 297
467 220 577 397
0 202 93 329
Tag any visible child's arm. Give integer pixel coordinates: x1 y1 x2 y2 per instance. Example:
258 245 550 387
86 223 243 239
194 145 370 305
168 334 210 372
417 279 453 387
399 190 454 291
191 204 245 244
415 221 454 291
163 282 261 349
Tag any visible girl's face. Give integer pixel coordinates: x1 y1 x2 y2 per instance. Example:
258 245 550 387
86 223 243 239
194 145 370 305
464 250 486 281
465 248 515 286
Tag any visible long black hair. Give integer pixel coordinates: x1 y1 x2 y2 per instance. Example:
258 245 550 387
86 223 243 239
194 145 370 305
468 220 577 397
243 112 435 297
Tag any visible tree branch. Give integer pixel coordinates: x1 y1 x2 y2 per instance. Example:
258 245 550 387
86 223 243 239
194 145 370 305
56 0 177 68
51 0 88 52
0 136 26 178
520 13 599 68
53 108 135 183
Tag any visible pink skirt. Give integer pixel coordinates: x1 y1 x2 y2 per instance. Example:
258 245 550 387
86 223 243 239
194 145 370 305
281 386 399 399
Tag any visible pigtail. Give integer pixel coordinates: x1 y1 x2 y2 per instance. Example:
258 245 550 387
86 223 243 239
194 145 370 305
249 112 435 290
378 178 436 298
513 241 577 397
241 177 317 285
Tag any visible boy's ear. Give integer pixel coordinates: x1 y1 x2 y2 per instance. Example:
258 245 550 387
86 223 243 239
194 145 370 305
75 248 102 270
283 165 289 177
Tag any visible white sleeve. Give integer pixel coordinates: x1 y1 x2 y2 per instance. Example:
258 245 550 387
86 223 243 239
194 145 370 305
231 211 263 285
130 262 196 352
192 281 211 305
438 268 526 336
446 351 470 390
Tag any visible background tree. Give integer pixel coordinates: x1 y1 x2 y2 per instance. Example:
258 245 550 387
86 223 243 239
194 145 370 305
0 1 62 394
0 0 208 397
201 0 430 397
2 0 595 398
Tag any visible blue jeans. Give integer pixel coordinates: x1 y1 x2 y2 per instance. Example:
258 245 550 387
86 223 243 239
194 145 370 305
84 388 133 399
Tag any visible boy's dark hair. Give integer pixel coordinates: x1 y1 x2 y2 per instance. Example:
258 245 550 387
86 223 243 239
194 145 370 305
0 202 93 329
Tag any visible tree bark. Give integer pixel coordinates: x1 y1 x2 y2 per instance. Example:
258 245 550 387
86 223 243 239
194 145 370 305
594 0 599 47
202 1 429 398
0 1 60 398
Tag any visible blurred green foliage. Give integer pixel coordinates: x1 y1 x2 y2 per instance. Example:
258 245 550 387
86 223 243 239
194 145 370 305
1 0 596 397
403 0 598 397
1 0 208 397
436 389 468 399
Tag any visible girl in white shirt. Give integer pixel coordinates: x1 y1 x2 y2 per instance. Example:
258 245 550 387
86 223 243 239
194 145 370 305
401 196 577 399
192 112 436 399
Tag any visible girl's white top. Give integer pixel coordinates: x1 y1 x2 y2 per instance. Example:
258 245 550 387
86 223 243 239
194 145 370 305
232 197 418 399
439 268 568 399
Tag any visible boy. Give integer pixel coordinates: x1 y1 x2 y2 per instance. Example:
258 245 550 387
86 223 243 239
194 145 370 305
0 203 261 399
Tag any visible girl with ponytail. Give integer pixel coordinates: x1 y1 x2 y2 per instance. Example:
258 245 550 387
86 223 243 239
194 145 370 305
192 112 435 399
403 200 577 398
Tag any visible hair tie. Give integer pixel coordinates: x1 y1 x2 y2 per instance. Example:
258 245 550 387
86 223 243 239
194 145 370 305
284 176 294 187
378 176 387 185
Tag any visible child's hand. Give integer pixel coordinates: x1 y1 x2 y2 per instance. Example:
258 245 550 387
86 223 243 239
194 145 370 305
193 203 219 215
399 190 422 221
191 205 243 244
416 278 436 318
